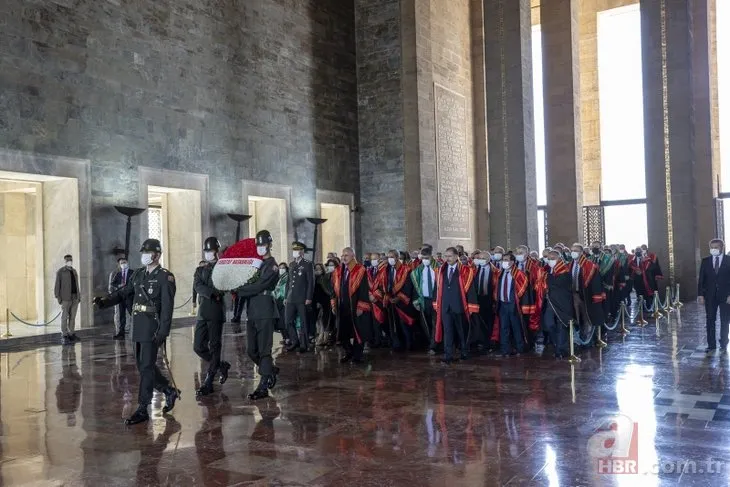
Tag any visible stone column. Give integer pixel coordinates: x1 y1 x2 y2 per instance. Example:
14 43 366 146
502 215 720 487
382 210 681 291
483 0 538 249
641 0 715 299
542 0 584 246
579 0 601 206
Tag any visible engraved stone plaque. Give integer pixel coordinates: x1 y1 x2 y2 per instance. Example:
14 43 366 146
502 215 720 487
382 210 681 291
435 84 470 239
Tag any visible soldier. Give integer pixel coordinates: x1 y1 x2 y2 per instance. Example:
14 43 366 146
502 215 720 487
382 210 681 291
93 238 179 425
285 241 315 353
235 230 281 400
193 237 231 397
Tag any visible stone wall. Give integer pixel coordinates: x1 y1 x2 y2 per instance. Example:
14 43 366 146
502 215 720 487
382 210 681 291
0 0 359 301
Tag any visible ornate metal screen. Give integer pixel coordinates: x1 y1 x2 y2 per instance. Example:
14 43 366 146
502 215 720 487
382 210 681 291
582 205 605 244
715 198 725 241
543 210 549 246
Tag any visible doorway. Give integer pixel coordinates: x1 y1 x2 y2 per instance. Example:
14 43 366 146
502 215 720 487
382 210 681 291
320 203 351 261
248 196 288 262
147 186 201 315
0 172 80 337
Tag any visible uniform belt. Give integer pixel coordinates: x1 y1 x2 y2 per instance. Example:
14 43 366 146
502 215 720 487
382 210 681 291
260 290 272 296
133 303 156 313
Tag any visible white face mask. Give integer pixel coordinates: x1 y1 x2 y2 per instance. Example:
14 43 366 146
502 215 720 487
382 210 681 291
492 253 503 261
326 265 335 273
370 259 379 267
501 261 511 270
292 250 301 259
256 246 268 257
421 258 431 266
547 259 558 268
711 248 722 257
473 259 487 267
417 254 423 260
120 263 129 270
204 251 216 262
570 251 580 260
515 254 525 263
388 257 396 266
141 253 154 266
279 268 287 276
65 261 73 268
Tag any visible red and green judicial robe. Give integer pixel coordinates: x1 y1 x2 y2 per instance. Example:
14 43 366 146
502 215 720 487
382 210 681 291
628 252 663 297
489 266 531 342
433 262 479 343
522 257 544 332
368 262 386 326
372 262 415 326
573 254 605 328
331 261 372 344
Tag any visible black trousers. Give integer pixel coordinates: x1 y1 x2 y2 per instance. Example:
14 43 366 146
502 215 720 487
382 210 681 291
706 295 730 349
135 341 170 406
543 306 568 356
422 297 436 349
442 309 467 360
340 306 364 360
285 302 310 345
247 319 274 376
232 296 246 321
193 319 224 379
117 301 127 331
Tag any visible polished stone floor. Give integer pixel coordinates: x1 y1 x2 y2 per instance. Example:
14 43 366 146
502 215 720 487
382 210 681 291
2 303 730 486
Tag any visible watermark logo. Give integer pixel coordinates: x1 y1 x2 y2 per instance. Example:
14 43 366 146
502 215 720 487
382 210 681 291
587 414 639 474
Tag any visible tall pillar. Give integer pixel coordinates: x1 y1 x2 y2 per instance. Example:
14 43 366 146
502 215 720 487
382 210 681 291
579 0 601 206
483 0 538 249
641 0 715 298
542 0 584 245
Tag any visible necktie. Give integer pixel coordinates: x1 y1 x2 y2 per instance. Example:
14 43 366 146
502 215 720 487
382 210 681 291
478 268 484 295
122 270 127 285
427 267 433 297
502 272 509 302
573 263 579 291
715 256 720 274
448 266 454 283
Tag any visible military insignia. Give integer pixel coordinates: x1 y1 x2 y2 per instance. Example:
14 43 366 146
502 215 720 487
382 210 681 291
148 286 153 294
168 275 175 282
273 265 278 271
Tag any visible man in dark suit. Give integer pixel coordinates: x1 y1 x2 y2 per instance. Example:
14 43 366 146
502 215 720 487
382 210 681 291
698 238 730 353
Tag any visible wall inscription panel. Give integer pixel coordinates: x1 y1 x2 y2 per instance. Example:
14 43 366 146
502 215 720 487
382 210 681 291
435 84 470 239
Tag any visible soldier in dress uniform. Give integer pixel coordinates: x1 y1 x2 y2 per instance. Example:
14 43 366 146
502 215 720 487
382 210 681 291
193 237 231 397
93 238 179 425
285 241 315 352
235 230 281 400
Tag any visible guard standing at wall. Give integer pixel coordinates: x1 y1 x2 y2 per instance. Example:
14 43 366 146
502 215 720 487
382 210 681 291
193 237 231 397
235 230 281 400
93 238 180 425
285 241 315 353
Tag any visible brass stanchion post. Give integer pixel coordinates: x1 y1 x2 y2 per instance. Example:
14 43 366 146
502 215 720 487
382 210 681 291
570 365 576 404
652 292 664 320
619 302 630 335
2 308 12 338
636 297 648 326
568 319 581 364
596 323 607 348
663 286 673 312
673 283 683 308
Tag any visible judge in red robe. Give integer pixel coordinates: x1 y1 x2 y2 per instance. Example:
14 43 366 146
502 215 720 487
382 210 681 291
433 247 479 364
493 253 531 356
373 250 415 351
331 248 372 364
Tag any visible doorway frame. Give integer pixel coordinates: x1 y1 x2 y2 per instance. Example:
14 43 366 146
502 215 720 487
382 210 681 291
316 189 355 257
242 180 294 253
0 149 92 329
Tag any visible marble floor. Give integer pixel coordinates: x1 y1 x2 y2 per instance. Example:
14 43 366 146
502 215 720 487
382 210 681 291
1 304 730 486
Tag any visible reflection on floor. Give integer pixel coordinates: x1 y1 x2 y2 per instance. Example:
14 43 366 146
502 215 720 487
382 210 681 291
1 304 730 486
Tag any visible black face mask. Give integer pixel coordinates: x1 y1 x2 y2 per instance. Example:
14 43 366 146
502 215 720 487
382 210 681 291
635 251 643 257
364 261 371 268
592 248 601 255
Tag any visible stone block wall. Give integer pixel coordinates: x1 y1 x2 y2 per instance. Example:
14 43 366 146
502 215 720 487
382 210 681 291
0 0 358 298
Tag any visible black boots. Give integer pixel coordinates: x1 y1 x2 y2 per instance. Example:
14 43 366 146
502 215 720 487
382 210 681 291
196 374 214 398
248 377 271 400
219 361 231 385
162 386 180 413
267 366 280 389
125 405 150 425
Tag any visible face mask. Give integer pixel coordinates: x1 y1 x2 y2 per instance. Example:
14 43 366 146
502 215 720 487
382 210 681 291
279 268 287 276
315 270 323 276
592 248 601 255
492 253 503 261
547 259 558 268
141 253 154 266
710 248 722 257
120 263 129 270
371 259 379 267
388 258 396 266
256 246 268 257
635 251 643 257
515 254 525 263
474 259 487 267
422 258 431 266
417 254 423 260
326 265 335 273
65 261 73 268
204 251 216 262
501 261 511 270
292 250 301 259
570 251 580 260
